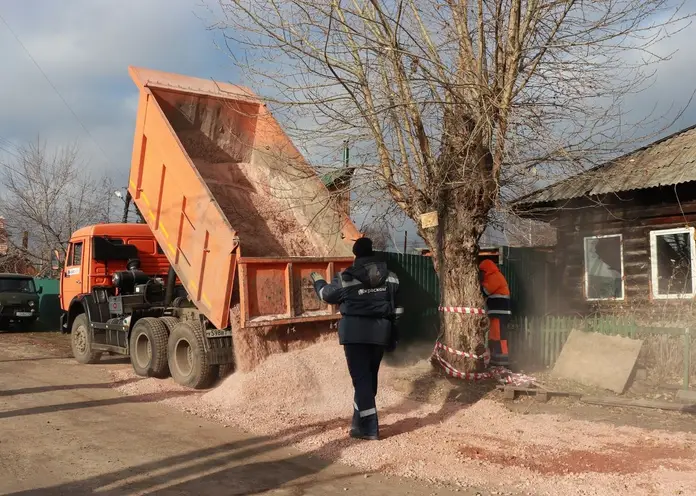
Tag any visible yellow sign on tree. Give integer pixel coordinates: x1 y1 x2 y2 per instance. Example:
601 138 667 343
420 211 439 229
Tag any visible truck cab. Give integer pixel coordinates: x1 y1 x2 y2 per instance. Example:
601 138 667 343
0 273 42 330
60 223 171 318
60 223 172 321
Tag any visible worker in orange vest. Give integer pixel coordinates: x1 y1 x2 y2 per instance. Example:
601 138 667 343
479 259 511 367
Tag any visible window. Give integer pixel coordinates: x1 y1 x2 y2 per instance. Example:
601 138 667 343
69 242 83 266
650 227 696 299
0 278 35 293
584 234 624 300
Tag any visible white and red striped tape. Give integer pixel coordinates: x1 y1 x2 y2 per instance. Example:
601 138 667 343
438 306 486 315
435 341 489 362
432 341 536 386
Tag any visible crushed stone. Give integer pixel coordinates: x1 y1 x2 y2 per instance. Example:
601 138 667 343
110 340 696 495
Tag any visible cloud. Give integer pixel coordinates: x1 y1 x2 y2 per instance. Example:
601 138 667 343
0 0 234 183
1 1 695 252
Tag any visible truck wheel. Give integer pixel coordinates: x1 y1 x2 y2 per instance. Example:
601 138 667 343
167 321 218 389
71 314 101 364
129 318 170 378
172 297 188 308
159 317 180 334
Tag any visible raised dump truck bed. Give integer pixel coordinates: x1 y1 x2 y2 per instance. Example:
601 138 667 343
127 67 359 330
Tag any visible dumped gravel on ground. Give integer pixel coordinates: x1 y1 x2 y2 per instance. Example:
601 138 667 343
111 340 696 495
228 305 336 372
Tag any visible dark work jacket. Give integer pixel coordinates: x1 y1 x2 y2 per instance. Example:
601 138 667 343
313 256 403 346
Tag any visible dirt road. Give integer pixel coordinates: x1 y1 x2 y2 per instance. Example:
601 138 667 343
0 332 476 496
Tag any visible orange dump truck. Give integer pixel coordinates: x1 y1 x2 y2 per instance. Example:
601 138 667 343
59 67 360 388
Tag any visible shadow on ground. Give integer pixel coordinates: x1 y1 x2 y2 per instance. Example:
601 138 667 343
0 389 197 420
6 420 375 495
0 378 142 397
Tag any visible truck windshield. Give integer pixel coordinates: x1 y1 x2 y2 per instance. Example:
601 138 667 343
0 278 36 293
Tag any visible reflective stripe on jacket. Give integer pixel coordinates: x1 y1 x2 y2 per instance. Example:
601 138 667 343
313 256 402 346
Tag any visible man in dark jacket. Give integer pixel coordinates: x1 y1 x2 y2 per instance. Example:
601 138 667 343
310 237 402 441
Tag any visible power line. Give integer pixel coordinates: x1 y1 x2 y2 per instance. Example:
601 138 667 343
0 136 19 159
0 11 114 168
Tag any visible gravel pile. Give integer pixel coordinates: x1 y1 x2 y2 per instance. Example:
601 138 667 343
111 340 696 495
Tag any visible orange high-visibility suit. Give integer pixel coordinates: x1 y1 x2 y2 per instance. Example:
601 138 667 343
479 259 511 367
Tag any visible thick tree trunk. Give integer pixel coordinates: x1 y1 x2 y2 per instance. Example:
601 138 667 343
422 209 489 370
440 239 487 355
418 111 498 369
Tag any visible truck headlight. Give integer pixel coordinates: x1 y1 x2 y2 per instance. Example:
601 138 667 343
28 301 35 307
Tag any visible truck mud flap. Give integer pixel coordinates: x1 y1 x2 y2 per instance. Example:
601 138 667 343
205 336 234 365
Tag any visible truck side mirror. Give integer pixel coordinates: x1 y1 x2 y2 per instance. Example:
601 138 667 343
51 249 62 271
37 286 43 294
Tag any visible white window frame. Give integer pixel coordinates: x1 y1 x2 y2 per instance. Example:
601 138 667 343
583 234 625 301
649 227 696 300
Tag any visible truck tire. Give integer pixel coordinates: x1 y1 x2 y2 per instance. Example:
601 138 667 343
159 317 180 334
167 321 218 389
172 297 188 308
71 314 101 364
129 318 170 378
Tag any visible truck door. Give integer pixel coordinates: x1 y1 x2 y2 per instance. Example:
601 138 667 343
61 239 86 307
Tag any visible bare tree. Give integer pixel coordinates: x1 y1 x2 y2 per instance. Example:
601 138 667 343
211 0 692 357
362 219 391 251
0 139 117 276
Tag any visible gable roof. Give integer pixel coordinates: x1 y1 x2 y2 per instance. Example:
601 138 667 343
517 124 696 206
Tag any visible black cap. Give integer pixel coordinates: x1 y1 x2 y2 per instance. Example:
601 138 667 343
352 237 374 258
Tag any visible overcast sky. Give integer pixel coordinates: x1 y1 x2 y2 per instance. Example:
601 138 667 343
0 0 235 186
1 1 695 249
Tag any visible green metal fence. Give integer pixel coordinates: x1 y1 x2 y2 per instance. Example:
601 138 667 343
500 246 553 317
377 251 440 343
376 247 551 343
34 278 61 330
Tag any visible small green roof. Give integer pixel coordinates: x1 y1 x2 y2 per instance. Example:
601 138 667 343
320 168 355 187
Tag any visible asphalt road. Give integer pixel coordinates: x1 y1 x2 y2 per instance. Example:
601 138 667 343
0 332 476 495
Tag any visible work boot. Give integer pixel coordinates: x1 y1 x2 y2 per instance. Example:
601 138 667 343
350 409 360 431
350 412 379 441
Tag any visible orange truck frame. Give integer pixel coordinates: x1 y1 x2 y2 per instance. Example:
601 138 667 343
60 67 360 389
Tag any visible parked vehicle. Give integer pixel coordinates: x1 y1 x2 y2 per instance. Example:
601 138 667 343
0 274 42 330
59 67 360 389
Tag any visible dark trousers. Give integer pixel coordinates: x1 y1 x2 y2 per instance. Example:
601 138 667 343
344 344 384 436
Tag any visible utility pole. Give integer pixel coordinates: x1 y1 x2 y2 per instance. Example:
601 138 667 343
121 191 132 223
342 140 349 167
403 231 408 254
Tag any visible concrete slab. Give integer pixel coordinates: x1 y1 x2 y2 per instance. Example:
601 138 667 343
552 329 643 394
676 389 696 404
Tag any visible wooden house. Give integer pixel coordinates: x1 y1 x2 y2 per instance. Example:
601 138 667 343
516 125 696 319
